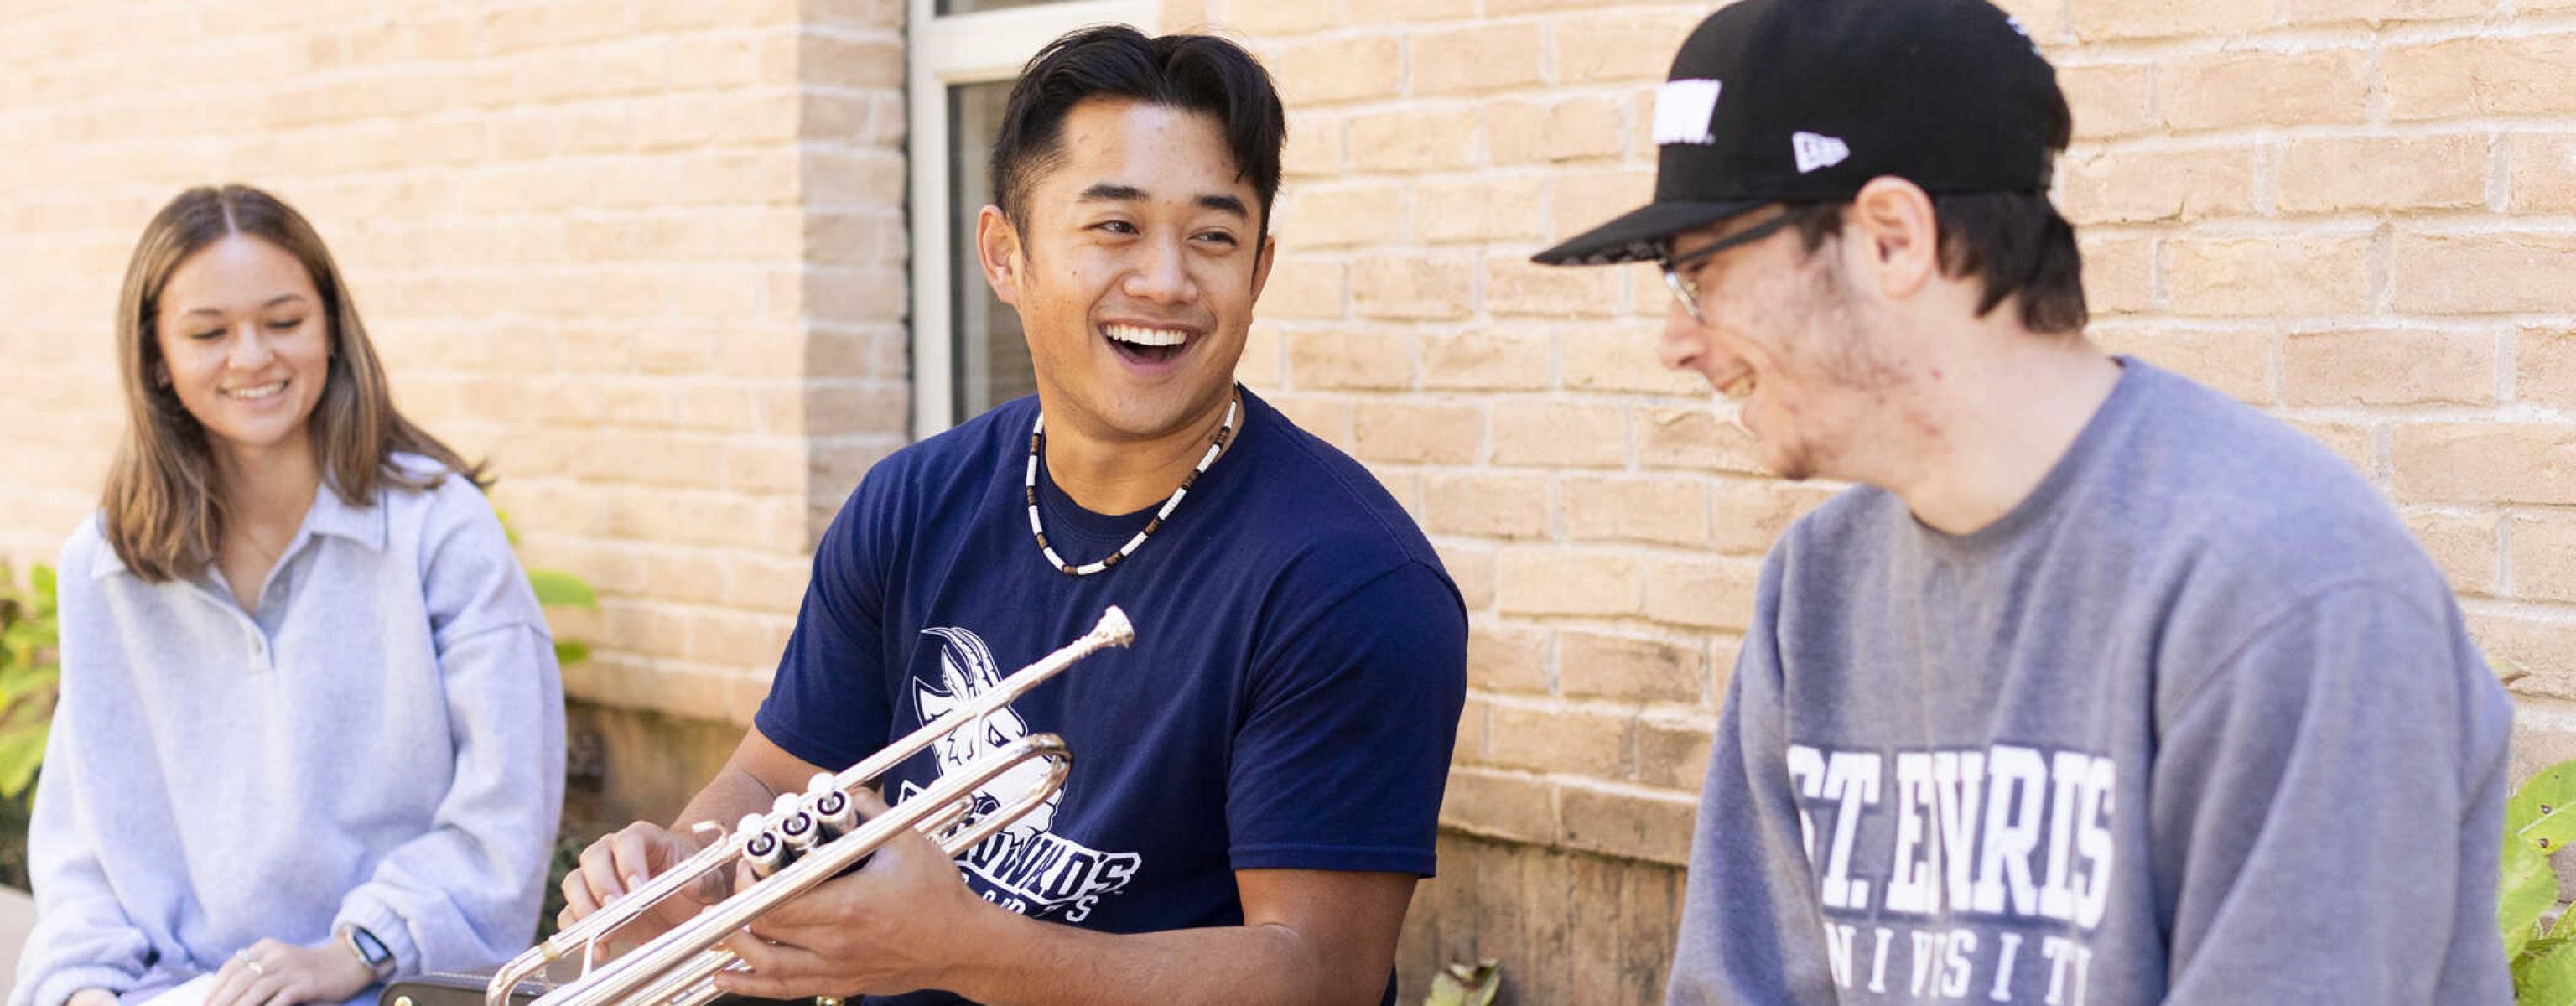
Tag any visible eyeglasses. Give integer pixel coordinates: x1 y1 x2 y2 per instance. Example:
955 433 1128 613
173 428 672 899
1659 206 1810 322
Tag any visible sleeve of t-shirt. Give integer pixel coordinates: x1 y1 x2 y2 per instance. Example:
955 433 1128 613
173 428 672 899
1226 560 1467 876
1664 552 1843 1006
754 480 894 770
2152 581 2502 1005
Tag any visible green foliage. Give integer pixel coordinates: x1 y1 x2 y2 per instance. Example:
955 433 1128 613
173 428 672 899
0 563 59 889
495 511 600 668
528 570 597 609
1423 960 1501 1006
2505 760 2576 1004
0 564 61 802
536 828 591 941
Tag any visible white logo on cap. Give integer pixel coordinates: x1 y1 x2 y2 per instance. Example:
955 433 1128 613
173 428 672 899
1652 79 1723 146
2005 15 2044 54
1793 132 1850 174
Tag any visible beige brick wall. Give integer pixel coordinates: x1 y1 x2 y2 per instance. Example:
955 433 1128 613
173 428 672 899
0 0 909 726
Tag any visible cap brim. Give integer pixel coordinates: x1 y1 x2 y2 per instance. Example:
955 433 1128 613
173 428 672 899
1530 199 1769 267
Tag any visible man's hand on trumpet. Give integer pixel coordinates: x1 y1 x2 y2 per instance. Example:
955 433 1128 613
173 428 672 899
557 820 730 946
709 790 990 1000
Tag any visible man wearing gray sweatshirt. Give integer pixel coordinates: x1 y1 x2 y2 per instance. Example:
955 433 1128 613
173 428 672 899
1534 1 2514 1003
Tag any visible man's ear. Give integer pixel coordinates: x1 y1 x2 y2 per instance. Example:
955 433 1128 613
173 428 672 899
1248 233 1276 307
1847 176 1940 300
975 205 1025 306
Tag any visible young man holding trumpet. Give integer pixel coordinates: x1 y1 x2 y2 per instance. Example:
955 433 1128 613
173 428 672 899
555 25 1466 1006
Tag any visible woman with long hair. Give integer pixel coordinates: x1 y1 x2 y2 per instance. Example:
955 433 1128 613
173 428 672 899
9 184 564 1006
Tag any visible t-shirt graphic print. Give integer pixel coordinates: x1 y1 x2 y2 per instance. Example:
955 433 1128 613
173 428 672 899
901 624 1140 923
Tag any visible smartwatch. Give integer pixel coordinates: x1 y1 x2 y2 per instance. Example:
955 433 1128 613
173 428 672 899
339 925 396 982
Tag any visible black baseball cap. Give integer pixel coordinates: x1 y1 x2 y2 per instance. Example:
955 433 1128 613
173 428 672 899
1533 0 2066 267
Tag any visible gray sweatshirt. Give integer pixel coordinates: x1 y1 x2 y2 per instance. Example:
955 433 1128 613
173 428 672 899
13 458 564 1006
1666 360 2513 1005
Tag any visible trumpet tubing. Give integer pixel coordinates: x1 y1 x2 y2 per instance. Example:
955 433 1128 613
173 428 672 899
487 607 1135 1006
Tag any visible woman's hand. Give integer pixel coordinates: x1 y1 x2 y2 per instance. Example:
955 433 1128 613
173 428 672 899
66 988 119 1006
204 937 375 1006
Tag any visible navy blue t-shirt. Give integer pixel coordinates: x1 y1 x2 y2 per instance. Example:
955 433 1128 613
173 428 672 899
753 388 1468 1005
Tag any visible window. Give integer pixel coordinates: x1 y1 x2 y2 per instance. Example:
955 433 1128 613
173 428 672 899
906 0 1157 437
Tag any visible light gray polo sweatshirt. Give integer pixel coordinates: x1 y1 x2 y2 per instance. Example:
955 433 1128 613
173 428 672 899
12 457 564 1006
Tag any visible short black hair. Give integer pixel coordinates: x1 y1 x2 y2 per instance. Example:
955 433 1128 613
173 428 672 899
989 25 1287 244
1793 85 2086 334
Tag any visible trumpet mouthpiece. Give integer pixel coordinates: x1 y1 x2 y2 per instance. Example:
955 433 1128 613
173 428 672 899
1097 605 1135 647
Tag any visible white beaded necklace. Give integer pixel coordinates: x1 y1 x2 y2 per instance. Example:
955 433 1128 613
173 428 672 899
1025 392 1240 577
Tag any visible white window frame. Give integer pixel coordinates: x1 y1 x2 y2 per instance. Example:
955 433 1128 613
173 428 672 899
906 0 1157 439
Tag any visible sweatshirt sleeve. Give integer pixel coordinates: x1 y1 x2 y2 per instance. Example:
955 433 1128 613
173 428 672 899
2151 581 2507 1004
1664 554 1841 1006
10 539 155 1006
13 728 156 1006
332 489 565 976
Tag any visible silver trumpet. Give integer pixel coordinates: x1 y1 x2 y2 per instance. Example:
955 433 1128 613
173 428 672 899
487 606 1137 1006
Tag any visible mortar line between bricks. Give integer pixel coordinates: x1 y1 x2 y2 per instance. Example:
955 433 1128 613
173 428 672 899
2054 14 2576 57
2462 595 2576 619
1473 691 1722 722
2499 512 2521 597
2094 314 2576 331
2272 401 2576 423
2071 118 2576 152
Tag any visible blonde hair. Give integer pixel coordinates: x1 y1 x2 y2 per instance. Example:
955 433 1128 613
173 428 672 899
102 184 488 581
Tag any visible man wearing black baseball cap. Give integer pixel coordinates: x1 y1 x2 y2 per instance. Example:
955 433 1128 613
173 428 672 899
1539 1 2513 1003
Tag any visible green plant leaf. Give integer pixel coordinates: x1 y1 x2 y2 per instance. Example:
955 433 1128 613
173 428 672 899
2518 764 2576 855
2521 934 2576 1006
2503 829 2559 960
528 570 597 609
553 640 590 666
0 663 56 706
0 723 49 799
2511 763 2576 840
2533 935 2576 961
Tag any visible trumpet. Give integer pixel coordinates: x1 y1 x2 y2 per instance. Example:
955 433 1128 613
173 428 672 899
487 606 1137 1006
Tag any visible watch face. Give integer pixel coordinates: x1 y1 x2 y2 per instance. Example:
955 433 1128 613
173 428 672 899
352 927 392 967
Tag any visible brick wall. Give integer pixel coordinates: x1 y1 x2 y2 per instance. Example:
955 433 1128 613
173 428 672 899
1171 0 2576 998
0 0 910 726
10 0 2576 1003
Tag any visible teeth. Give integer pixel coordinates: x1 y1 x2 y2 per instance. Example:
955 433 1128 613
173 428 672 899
224 381 288 400
1719 374 1757 401
1104 324 1187 348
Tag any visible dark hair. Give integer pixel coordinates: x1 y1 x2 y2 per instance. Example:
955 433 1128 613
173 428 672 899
989 25 1287 244
105 184 486 581
1792 90 2085 334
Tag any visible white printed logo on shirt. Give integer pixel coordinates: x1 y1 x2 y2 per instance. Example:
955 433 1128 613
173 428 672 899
907 625 1140 923
1794 132 1851 174
1653 79 1724 145
1785 742 2120 1003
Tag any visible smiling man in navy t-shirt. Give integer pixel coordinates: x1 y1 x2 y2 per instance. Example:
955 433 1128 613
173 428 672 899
553 25 1467 1006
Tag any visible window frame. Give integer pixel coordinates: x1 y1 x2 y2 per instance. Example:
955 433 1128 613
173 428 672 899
905 0 1158 438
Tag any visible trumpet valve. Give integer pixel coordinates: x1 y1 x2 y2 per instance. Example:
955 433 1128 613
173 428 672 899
808 789 858 841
